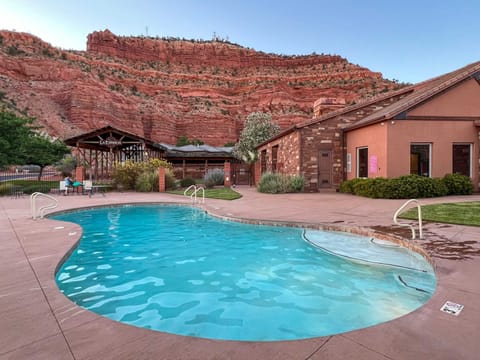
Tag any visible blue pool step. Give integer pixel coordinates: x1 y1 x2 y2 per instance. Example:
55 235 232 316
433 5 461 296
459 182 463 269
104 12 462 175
303 229 433 273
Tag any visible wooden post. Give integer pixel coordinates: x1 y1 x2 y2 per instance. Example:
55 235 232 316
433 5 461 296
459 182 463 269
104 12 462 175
253 161 261 186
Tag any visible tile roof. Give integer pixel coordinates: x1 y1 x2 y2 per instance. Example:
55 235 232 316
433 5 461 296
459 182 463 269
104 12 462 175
272 60 480 137
345 61 480 130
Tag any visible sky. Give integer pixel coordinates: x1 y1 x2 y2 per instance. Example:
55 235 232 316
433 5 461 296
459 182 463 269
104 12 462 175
1 0 479 84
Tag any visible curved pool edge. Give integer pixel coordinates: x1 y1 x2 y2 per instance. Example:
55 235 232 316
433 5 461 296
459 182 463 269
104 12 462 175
51 201 437 341
4 190 478 358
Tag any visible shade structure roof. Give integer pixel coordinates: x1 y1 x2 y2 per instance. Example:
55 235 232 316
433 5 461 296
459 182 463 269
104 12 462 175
63 125 160 151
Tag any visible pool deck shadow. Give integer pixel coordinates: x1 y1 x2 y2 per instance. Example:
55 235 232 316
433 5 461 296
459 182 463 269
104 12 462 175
1 187 479 359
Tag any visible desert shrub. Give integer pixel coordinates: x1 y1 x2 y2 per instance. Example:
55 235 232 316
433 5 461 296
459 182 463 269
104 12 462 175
443 173 474 195
146 158 173 172
112 160 143 190
165 170 177 190
289 175 305 192
135 171 158 192
113 159 173 191
257 172 295 194
180 176 196 188
204 168 224 188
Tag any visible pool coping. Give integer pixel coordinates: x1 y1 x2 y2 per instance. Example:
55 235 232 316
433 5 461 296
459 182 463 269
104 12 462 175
1 188 479 359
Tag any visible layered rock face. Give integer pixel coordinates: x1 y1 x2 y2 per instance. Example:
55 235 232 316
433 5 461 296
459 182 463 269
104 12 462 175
0 29 401 145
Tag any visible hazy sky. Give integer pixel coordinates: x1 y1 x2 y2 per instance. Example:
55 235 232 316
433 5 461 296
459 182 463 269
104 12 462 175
1 0 479 83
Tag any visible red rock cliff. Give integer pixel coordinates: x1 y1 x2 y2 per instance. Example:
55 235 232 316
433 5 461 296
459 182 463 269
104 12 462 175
0 29 403 145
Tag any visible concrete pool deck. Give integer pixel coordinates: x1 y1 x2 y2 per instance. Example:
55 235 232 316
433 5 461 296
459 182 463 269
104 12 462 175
1 187 479 359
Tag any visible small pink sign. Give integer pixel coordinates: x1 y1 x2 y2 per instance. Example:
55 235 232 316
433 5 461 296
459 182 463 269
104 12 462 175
369 155 378 174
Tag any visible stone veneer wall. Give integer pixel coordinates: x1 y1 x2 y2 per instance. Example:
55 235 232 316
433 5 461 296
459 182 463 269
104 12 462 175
478 127 480 189
300 92 411 191
256 131 300 179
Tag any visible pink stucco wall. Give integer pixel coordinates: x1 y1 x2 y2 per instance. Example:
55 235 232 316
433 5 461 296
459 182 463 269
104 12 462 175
345 123 388 179
346 119 478 188
409 78 480 117
346 78 480 189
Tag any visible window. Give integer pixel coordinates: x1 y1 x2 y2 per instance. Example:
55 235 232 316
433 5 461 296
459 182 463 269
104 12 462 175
452 144 472 177
410 144 431 177
271 145 279 172
357 147 368 178
260 150 267 173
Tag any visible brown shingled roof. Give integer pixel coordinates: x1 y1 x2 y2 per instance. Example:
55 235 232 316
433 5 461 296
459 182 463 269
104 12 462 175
258 61 480 149
345 61 480 130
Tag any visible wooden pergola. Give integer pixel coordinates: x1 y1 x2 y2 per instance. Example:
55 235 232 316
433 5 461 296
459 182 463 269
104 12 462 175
63 125 165 180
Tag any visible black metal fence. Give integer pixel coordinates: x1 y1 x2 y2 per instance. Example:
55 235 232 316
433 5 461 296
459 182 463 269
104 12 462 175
0 165 63 197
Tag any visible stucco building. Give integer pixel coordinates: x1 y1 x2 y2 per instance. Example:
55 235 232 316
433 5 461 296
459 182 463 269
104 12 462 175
256 61 480 191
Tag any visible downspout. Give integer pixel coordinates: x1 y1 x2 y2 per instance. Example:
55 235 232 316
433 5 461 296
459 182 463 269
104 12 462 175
299 129 303 181
342 128 347 183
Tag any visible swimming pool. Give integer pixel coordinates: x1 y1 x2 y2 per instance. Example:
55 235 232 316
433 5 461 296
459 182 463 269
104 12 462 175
53 204 436 341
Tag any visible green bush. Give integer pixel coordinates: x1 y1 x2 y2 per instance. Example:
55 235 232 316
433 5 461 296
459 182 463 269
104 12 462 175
0 183 15 196
204 168 224 188
180 176 196 188
443 173 474 195
0 180 58 196
339 174 460 199
339 178 365 194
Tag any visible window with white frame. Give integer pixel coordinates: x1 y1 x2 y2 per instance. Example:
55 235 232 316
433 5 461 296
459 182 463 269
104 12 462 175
410 143 431 177
357 147 368 178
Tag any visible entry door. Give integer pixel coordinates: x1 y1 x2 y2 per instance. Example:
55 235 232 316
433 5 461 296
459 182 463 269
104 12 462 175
318 150 333 188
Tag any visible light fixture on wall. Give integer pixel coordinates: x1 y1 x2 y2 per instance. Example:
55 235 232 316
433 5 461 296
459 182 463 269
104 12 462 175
391 120 395 125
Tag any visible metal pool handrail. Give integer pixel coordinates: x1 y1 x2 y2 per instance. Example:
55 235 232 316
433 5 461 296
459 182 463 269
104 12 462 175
30 192 58 219
183 185 205 204
393 199 423 240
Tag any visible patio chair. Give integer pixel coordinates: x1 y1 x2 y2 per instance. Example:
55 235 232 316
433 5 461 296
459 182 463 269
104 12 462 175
59 180 72 195
10 185 24 198
83 180 93 196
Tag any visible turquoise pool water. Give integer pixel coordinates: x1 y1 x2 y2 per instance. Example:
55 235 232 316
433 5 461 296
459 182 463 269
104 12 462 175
53 204 436 341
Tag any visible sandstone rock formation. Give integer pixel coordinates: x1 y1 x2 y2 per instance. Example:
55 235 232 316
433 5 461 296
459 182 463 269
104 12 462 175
0 29 403 145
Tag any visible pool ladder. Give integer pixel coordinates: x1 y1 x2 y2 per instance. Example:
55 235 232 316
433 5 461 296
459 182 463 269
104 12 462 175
184 185 205 204
393 199 423 240
30 192 58 219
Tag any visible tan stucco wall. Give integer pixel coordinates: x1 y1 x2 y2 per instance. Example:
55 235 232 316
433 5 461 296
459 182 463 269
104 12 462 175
346 119 479 188
409 78 480 117
345 123 388 179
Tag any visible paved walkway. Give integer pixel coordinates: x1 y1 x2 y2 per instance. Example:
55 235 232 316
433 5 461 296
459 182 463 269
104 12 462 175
1 187 479 359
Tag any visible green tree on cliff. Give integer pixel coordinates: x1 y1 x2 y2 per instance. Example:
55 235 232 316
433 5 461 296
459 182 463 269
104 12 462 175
233 112 280 163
